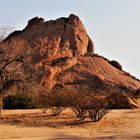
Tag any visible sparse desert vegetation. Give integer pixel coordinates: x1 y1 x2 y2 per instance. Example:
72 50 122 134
0 7 140 140
0 105 140 139
0 88 140 139
37 90 110 122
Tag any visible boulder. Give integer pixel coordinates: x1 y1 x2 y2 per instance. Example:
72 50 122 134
109 60 122 71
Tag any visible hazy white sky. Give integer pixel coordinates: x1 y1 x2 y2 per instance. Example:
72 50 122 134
0 0 140 78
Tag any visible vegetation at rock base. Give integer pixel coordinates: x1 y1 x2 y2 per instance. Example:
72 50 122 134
37 88 110 122
3 92 36 109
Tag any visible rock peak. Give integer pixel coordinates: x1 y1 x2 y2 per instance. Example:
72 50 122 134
69 14 79 21
24 16 45 30
6 14 95 57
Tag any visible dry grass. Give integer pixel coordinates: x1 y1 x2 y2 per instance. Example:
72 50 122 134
0 102 140 140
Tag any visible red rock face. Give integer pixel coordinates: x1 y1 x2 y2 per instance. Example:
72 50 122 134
2 14 140 91
17 14 93 59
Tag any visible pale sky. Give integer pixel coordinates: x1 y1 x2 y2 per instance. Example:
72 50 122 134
0 0 140 78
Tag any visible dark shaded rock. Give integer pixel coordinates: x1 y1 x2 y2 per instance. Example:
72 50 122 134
87 36 94 55
4 30 22 41
24 16 45 30
110 60 122 71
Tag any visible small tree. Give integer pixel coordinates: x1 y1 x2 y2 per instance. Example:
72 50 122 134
0 38 35 114
3 91 37 109
43 92 66 116
87 96 110 122
71 94 88 120
72 94 110 122
37 87 111 122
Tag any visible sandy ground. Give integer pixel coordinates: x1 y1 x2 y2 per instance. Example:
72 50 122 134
0 100 140 140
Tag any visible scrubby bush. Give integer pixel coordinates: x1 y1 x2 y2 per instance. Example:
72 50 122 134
134 88 140 97
3 93 36 109
38 88 110 122
71 95 110 121
50 106 64 116
37 91 66 115
107 93 134 109
87 97 110 122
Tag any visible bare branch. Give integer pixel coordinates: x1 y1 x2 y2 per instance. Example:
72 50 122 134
0 27 14 42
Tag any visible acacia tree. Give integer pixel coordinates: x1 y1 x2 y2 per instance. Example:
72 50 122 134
0 38 35 114
38 86 110 122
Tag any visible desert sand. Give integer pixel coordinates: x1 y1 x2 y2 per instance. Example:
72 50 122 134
0 102 140 140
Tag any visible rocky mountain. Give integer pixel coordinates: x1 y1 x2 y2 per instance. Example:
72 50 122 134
1 14 140 108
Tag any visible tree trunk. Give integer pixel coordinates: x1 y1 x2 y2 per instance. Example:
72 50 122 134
0 97 3 114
